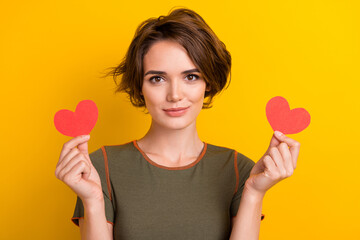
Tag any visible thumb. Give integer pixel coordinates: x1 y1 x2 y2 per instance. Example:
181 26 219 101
77 135 90 158
265 131 281 153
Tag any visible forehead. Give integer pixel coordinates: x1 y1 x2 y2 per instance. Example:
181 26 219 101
143 40 196 72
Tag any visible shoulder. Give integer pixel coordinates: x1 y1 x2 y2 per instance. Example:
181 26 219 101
88 140 134 167
206 142 255 167
102 140 137 160
205 142 235 156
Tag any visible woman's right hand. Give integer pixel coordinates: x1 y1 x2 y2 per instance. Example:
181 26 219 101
55 135 103 204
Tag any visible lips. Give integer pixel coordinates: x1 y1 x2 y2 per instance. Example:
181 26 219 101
163 106 190 117
163 107 189 111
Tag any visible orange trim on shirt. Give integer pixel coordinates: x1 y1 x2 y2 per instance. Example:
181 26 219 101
71 217 114 227
94 143 265 224
105 141 133 147
101 146 112 201
233 151 240 195
132 140 207 170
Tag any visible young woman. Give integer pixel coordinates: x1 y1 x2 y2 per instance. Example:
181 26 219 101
55 7 300 240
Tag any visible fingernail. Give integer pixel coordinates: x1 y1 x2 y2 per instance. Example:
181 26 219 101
275 131 283 137
83 135 90 139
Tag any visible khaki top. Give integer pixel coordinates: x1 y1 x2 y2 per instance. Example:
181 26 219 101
71 140 261 240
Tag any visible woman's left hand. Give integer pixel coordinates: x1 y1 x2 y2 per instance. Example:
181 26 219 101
244 131 300 197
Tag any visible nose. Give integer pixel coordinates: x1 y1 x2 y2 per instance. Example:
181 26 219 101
166 79 183 102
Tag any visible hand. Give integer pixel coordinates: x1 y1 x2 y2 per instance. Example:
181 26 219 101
55 135 103 203
244 131 300 197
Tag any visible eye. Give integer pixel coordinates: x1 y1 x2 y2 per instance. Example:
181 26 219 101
186 74 200 81
149 76 164 84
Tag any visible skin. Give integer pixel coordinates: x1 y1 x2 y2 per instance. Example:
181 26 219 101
136 39 211 166
229 130 300 239
55 135 113 239
55 39 300 240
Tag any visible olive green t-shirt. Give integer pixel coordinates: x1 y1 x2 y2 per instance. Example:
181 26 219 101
71 140 255 240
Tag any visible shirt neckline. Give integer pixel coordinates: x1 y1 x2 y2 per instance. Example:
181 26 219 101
132 140 207 170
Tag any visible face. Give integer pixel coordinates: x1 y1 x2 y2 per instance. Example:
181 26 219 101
141 40 210 130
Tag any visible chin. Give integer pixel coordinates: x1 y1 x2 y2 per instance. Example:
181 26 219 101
157 117 195 130
163 121 193 130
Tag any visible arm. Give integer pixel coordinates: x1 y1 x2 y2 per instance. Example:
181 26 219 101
54 135 114 240
229 186 264 240
79 199 113 240
230 131 300 240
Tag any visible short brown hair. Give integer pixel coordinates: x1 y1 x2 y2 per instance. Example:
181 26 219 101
103 7 232 110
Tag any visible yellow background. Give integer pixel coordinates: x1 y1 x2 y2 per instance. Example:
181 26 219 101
1 0 359 239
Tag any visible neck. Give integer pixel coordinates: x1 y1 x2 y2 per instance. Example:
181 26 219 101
137 119 204 161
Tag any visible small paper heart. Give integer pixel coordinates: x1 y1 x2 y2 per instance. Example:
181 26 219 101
54 99 98 137
266 96 310 134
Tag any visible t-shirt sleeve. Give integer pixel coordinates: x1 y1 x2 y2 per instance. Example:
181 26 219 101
230 151 256 218
70 147 115 226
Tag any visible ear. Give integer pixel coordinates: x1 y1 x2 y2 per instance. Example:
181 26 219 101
205 85 211 92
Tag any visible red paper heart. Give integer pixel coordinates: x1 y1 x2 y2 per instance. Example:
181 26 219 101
54 99 98 137
266 96 310 134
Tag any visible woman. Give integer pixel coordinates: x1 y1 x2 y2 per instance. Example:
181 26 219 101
55 7 300 240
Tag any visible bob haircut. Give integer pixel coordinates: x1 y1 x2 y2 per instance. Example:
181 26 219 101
104 7 232 110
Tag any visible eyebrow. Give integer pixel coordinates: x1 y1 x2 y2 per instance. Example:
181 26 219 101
144 68 200 77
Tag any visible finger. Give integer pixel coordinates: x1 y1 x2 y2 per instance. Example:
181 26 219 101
58 153 90 180
278 142 294 177
263 155 282 185
260 133 281 161
59 135 91 161
62 160 91 185
267 132 281 151
269 147 287 178
56 148 80 167
262 155 281 181
56 147 80 175
273 131 300 167
77 140 91 163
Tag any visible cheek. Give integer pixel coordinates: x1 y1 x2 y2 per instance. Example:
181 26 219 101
188 85 206 102
142 88 163 108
